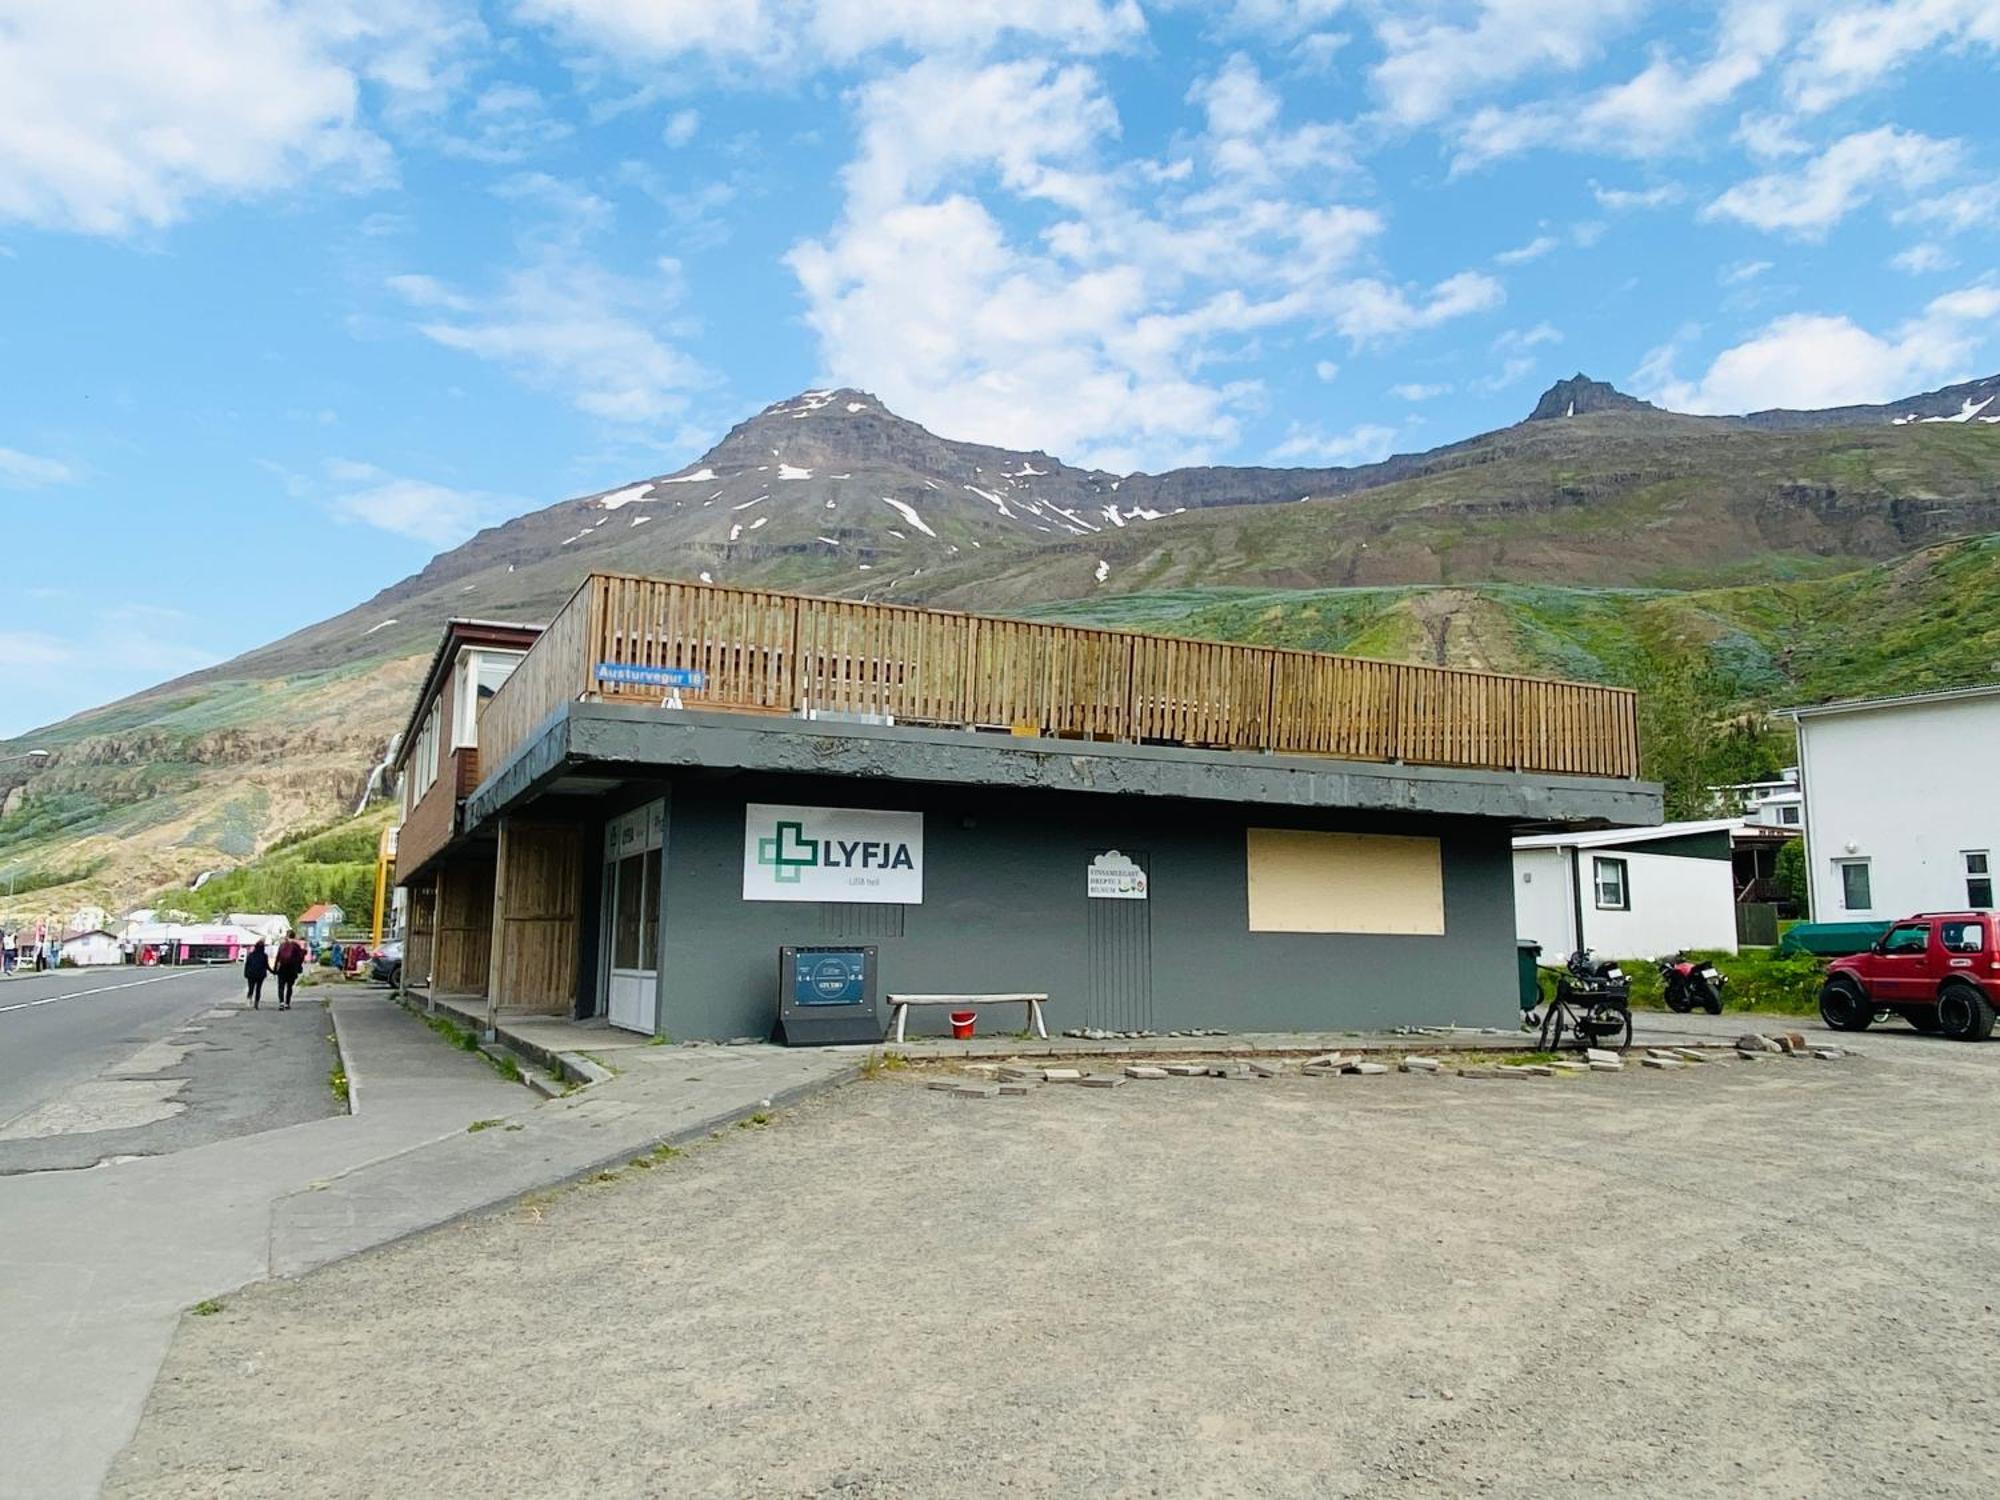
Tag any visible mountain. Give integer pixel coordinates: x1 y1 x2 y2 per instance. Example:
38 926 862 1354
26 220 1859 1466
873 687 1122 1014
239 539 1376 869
1527 374 1656 421
1739 373 2000 431
5 373 2000 915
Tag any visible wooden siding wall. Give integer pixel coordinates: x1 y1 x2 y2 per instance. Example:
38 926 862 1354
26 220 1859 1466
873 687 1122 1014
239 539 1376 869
479 573 1643 786
404 881 436 988
491 823 582 1016
434 860 495 996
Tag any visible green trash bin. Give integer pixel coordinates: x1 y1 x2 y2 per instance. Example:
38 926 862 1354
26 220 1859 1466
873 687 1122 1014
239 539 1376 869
1516 941 1543 1013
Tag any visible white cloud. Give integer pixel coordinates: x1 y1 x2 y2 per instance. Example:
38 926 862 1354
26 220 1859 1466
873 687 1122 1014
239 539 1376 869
389 171 703 427
1704 126 1960 237
1720 258 1773 285
1314 360 1340 381
0 0 473 234
1270 421 1399 465
1591 182 1685 211
1443 1 1786 168
1494 234 1557 265
515 0 1146 68
325 462 522 546
1370 0 1644 128
1891 242 1953 274
1787 2 2000 114
787 53 1487 470
398 255 701 425
1331 271 1504 344
663 108 700 147
1391 381 1450 401
1635 283 2000 413
1893 180 2000 235
0 446 76 489
0 607 218 736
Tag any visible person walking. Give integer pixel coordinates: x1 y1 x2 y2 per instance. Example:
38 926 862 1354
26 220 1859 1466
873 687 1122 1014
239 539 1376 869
243 938 270 1009
272 931 306 1011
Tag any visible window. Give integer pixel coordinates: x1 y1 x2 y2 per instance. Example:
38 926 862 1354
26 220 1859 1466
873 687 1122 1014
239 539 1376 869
1838 859 1872 912
1779 805 1800 826
1939 921 1986 955
1592 856 1629 911
409 701 441 801
453 649 525 749
1966 852 1993 910
1882 922 1929 956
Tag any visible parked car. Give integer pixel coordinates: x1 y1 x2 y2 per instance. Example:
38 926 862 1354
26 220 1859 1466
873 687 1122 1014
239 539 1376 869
1818 912 1999 1040
370 940 403 987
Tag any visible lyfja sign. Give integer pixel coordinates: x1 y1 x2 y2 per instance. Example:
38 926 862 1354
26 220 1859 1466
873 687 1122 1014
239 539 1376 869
743 803 923 905
1087 850 1148 900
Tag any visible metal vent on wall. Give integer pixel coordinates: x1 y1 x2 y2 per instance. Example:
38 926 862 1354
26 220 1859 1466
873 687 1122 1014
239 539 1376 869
821 903 906 939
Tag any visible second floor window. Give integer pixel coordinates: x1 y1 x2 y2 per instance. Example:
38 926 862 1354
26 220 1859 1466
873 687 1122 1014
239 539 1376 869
1968 852 1993 910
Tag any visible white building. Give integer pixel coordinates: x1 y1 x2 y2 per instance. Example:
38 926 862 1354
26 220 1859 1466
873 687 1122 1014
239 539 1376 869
1711 767 1803 830
1513 821 1741 960
1791 684 2000 922
56 929 125 966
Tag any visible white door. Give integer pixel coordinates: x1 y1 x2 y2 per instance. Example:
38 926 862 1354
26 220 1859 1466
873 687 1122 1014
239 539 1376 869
603 803 664 1033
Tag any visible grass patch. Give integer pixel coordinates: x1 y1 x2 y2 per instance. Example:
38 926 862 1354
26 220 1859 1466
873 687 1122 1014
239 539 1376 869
737 1112 771 1129
421 1012 482 1051
467 1118 506 1133
859 1050 908 1079
328 1064 349 1106
191 1298 225 1317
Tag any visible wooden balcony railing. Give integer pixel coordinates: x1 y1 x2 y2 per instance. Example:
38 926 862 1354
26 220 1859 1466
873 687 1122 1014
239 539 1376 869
477 572 1642 785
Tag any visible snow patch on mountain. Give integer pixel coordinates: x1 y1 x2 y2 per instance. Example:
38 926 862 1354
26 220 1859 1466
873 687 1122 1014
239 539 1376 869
778 464 813 480
659 467 716 485
596 483 654 510
880 496 937 537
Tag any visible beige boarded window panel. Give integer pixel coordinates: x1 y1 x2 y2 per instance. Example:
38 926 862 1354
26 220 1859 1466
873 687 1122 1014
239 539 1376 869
1246 829 1445 935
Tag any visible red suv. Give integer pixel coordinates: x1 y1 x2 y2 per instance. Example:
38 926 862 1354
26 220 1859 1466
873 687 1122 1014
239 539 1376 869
1820 913 1999 1040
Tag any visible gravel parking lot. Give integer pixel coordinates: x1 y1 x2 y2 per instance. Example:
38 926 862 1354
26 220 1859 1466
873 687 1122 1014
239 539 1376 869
111 1030 2000 1499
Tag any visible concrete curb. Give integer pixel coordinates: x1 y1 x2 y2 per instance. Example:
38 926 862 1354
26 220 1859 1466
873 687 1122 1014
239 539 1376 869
557 1051 614 1087
328 1000 363 1116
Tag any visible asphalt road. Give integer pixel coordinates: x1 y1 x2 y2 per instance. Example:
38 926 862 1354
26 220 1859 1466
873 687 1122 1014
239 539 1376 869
0 965 234 1131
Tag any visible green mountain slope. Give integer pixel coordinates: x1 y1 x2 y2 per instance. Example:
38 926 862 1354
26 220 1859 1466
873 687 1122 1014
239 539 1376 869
1026 533 2000 707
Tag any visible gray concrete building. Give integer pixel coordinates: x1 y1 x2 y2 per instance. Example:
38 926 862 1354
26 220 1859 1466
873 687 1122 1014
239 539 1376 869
398 574 1660 1042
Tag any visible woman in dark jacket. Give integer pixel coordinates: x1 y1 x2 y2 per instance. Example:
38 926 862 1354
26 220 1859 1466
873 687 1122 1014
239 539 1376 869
272 932 306 1010
244 939 270 1008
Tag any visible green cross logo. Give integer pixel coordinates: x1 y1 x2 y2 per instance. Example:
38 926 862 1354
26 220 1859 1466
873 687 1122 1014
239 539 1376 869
756 821 819 883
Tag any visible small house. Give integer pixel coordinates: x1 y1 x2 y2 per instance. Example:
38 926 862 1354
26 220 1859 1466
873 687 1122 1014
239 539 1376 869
56 929 125 967
297 904 346 945
1513 820 1740 961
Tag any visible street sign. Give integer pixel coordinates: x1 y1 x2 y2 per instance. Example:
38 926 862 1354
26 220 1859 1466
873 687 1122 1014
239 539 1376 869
595 662 706 689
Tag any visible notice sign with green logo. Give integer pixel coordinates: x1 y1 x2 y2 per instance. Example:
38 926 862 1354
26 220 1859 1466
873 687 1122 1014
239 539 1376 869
744 803 924 904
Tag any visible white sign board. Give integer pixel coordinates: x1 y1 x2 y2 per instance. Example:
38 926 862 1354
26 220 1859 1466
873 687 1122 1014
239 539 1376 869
743 803 923 905
1087 850 1148 900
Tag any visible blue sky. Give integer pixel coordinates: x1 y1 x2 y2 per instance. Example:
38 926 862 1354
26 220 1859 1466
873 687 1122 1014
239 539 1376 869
3 0 1998 736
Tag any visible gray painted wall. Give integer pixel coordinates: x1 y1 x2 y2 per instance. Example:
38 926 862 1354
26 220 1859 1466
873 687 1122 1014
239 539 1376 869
649 773 1518 1042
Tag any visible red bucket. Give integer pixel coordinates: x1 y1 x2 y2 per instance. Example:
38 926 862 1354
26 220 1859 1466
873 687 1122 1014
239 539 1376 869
949 1009 977 1040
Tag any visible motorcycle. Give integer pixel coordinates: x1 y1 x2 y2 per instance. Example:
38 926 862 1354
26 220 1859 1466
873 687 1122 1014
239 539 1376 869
1659 953 1726 1015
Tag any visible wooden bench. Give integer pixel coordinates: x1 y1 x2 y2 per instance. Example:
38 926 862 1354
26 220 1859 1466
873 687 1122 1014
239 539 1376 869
886 993 1049 1044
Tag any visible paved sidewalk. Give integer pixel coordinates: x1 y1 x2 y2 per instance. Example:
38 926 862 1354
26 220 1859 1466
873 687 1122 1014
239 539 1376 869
270 1030 860 1276
0 993 516 1500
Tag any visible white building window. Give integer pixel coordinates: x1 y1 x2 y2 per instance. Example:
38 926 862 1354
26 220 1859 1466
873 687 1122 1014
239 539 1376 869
1778 805 1800 826
1967 852 1993 910
1592 856 1628 911
1838 859 1872 912
410 701 441 801
453 649 526 750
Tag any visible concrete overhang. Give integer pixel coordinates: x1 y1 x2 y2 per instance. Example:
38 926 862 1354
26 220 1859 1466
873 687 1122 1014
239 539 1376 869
465 703 1664 833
